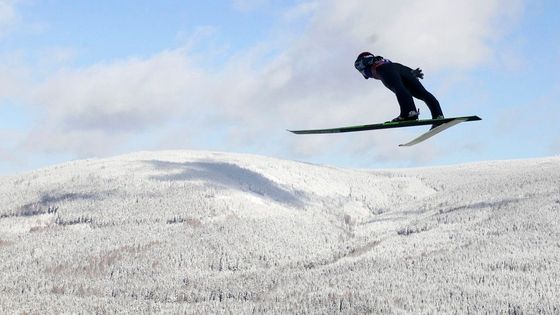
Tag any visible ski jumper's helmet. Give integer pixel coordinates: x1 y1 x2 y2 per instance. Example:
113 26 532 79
354 52 375 79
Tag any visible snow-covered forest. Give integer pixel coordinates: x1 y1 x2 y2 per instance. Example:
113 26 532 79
1 151 559 314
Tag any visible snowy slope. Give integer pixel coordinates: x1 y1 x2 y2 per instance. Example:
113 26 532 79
0 151 559 314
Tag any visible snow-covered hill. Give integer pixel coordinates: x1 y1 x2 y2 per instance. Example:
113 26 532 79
1 151 559 314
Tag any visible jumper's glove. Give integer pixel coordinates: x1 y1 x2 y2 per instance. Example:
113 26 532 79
411 68 424 79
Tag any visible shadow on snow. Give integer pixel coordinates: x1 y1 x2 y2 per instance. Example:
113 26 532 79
145 160 306 207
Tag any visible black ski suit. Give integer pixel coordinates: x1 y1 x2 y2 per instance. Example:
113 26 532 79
369 59 443 119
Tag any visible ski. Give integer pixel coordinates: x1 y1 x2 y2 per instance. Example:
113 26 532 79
288 116 481 135
398 117 471 146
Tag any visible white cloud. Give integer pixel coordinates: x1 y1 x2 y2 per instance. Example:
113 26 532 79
231 0 269 12
303 0 523 70
0 55 28 99
0 0 19 36
38 47 78 67
24 49 208 155
282 1 319 21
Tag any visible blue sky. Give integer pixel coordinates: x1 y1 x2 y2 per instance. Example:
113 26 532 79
0 0 559 175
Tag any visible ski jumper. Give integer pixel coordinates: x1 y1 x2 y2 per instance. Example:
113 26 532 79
357 54 443 119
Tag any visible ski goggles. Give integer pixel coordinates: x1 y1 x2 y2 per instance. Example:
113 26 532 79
355 54 375 79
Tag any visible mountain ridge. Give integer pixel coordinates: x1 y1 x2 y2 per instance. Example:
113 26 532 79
1 150 559 313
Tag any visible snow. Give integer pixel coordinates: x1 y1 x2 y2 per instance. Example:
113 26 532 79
1 150 559 314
